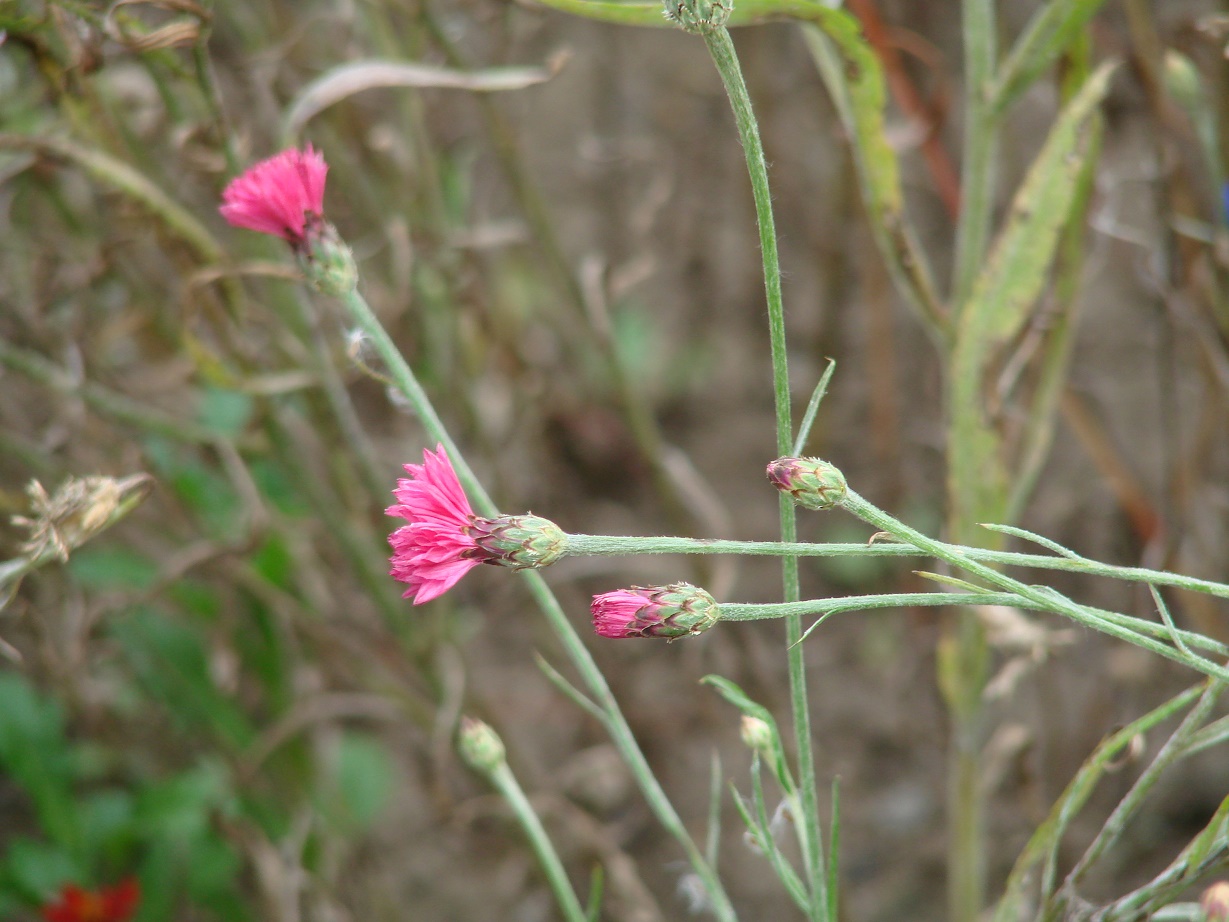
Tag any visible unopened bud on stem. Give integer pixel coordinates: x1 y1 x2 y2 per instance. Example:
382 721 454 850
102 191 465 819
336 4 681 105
740 715 773 753
458 717 506 775
767 456 848 510
591 582 720 639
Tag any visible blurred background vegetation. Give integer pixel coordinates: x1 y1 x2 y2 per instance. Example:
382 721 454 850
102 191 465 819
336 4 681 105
2 1 1228 919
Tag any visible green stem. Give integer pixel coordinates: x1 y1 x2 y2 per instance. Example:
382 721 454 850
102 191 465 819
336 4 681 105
721 591 1032 621
559 532 1229 599
951 0 998 310
837 489 1229 683
949 7 998 918
700 25 825 919
1065 677 1226 888
719 590 1227 658
338 287 738 922
487 763 588 922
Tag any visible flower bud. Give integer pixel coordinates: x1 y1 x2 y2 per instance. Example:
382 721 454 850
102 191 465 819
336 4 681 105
766 456 848 511
297 215 358 296
591 582 720 639
662 0 731 33
1203 882 1229 922
458 717 506 775
739 715 773 754
463 514 566 570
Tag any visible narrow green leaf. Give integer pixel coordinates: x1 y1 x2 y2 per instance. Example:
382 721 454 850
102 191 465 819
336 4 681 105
113 608 256 750
961 63 1115 348
978 522 1080 558
991 683 1204 921
0 675 80 851
801 17 944 331
992 0 1115 115
793 359 836 456
701 675 794 793
949 63 1114 530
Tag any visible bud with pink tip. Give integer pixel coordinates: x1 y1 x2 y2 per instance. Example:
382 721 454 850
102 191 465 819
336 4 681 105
591 582 720 639
766 456 848 511
1203 882 1229 922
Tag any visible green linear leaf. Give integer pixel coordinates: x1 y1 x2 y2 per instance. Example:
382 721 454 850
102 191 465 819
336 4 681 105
992 0 1114 115
801 15 944 330
960 62 1115 348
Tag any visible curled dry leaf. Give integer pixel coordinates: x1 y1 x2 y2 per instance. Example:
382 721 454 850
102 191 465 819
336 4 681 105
282 52 572 140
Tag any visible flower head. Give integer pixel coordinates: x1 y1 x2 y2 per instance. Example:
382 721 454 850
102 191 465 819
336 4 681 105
42 879 139 922
387 445 482 605
458 716 506 775
387 448 569 604
219 145 327 245
766 456 848 511
591 582 720 639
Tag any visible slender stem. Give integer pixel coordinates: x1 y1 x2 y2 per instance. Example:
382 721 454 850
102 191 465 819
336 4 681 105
951 0 998 310
1065 677 1226 888
487 763 588 922
720 591 1034 622
949 6 998 921
339 287 738 921
700 25 825 919
559 532 1229 599
837 489 1229 683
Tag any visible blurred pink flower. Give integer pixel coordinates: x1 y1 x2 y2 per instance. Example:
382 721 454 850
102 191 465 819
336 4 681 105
219 145 327 245
387 445 481 604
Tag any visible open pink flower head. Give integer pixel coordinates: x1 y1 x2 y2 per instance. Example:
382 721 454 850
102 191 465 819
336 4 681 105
219 145 327 244
386 445 481 604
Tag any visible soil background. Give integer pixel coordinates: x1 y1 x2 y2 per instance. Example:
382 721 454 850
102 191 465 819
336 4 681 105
3 1 1229 920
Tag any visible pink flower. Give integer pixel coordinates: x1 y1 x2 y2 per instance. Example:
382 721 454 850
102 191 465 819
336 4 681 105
592 589 659 638
219 145 327 245
591 583 720 639
386 445 481 604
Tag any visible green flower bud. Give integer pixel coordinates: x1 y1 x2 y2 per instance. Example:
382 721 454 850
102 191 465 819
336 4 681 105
766 456 848 510
458 717 506 775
